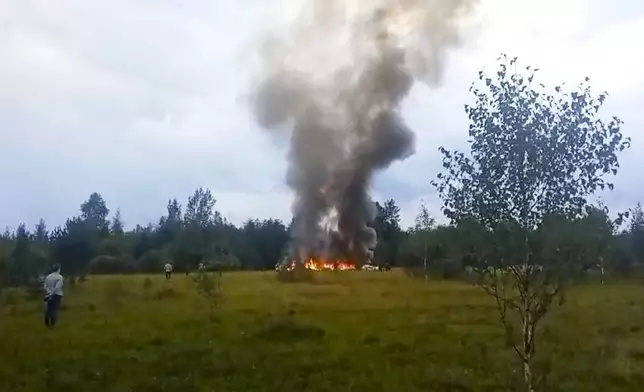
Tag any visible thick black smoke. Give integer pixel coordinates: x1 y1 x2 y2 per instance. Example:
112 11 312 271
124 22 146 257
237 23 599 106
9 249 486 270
251 0 478 264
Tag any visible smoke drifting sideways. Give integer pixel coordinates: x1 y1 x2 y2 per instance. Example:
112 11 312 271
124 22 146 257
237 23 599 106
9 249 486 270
250 0 478 265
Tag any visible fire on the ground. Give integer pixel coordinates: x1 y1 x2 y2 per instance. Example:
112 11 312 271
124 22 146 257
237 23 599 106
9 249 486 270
275 258 383 271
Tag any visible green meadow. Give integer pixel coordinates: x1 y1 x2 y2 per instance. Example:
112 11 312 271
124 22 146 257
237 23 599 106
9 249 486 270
1 271 644 391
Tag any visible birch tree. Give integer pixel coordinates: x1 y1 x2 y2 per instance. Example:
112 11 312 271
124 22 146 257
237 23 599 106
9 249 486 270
433 55 630 391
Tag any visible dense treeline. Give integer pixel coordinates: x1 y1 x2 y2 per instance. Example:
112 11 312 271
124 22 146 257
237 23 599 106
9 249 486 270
1 185 643 287
0 187 409 284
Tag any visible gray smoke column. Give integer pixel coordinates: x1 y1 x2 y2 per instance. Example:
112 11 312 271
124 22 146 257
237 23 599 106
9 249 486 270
251 0 478 264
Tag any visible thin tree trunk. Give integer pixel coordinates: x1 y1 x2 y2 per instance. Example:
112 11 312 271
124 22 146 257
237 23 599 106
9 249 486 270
522 308 535 392
523 359 534 392
423 256 427 281
423 237 428 282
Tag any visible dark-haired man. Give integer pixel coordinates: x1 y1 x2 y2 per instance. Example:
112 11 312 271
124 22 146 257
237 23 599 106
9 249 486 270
43 264 64 327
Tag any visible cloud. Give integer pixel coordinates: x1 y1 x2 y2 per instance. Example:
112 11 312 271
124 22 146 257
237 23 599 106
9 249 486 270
1 0 643 232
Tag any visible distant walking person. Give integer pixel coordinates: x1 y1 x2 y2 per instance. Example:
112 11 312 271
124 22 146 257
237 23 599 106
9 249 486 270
43 264 64 328
164 262 173 280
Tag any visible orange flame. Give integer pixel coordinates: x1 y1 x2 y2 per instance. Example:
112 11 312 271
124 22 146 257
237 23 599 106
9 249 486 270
288 258 356 271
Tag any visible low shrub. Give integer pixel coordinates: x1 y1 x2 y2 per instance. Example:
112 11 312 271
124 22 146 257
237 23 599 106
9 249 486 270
276 262 315 283
253 313 325 342
2 287 21 305
191 270 222 321
89 255 135 275
143 277 153 291
104 279 127 305
153 287 180 300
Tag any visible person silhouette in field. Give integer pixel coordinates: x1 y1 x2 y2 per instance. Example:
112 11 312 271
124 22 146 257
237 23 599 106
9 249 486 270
164 262 173 280
43 264 64 328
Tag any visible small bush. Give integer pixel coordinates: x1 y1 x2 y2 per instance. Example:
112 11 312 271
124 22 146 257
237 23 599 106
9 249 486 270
24 283 44 301
104 280 127 305
434 260 464 280
276 262 315 283
192 269 222 321
404 259 465 281
137 250 166 273
404 266 428 280
143 277 153 291
253 313 325 342
363 334 380 345
89 255 134 274
2 288 21 305
153 287 180 300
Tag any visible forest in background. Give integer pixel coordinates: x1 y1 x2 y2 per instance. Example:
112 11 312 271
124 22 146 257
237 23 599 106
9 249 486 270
0 188 414 283
1 186 643 287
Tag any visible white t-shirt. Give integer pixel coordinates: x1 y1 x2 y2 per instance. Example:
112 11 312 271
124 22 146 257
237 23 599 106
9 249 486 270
164 263 173 272
43 272 64 297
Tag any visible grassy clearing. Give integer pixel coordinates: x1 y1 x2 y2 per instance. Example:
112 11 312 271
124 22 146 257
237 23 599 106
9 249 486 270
1 271 644 391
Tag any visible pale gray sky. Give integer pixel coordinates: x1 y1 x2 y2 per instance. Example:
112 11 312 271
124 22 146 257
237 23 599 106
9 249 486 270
1 0 643 231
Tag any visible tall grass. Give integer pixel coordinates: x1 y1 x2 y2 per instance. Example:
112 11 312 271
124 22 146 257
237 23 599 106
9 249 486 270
1 271 643 391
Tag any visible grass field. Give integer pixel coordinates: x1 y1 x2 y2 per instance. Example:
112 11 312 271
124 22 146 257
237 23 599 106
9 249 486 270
1 270 644 391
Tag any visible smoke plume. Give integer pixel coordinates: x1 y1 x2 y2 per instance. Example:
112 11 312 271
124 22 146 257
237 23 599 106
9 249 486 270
251 0 478 264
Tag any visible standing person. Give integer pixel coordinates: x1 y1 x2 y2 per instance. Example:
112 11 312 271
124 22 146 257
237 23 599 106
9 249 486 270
43 264 64 328
164 262 173 280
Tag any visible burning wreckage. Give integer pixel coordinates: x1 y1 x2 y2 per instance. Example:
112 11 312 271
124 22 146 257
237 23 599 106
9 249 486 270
274 230 390 271
275 257 384 272
275 257 358 272
251 0 477 272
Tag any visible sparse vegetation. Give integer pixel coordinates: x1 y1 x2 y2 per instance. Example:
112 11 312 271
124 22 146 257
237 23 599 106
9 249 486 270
152 286 181 301
1 272 644 391
191 268 222 321
2 287 21 306
142 277 153 291
104 279 127 306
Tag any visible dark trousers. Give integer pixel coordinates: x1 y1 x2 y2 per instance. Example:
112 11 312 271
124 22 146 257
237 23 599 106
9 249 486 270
165 271 172 280
44 295 62 327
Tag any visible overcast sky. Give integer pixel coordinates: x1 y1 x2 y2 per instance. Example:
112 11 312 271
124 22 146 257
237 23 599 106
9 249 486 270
1 0 643 231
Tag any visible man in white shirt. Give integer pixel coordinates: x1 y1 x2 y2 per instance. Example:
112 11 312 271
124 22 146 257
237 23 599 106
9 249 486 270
164 263 173 280
43 264 64 328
